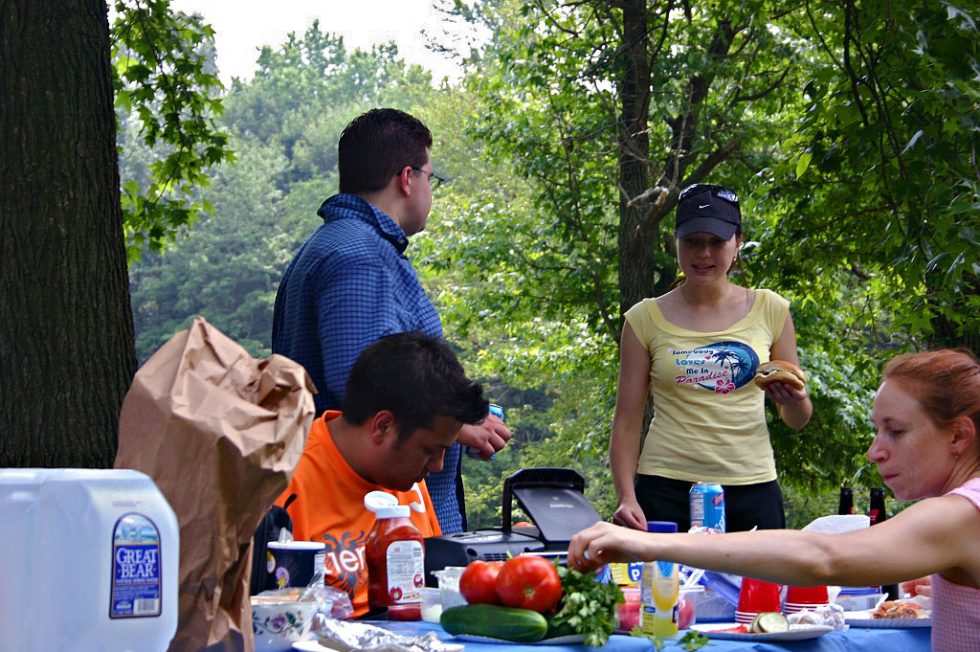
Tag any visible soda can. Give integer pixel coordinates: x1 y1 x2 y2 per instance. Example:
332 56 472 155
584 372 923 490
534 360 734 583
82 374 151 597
465 403 504 460
689 482 726 532
488 403 505 421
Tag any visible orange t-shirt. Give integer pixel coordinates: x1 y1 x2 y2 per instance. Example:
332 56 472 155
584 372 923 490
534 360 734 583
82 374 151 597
274 411 442 617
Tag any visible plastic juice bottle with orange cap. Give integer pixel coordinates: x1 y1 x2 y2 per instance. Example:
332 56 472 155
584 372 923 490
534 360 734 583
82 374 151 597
640 521 679 638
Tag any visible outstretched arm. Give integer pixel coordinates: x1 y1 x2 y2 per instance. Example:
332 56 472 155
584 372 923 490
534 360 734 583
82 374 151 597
569 492 980 588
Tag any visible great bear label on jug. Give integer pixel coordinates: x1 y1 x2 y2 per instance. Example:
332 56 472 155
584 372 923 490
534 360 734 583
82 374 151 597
110 512 163 618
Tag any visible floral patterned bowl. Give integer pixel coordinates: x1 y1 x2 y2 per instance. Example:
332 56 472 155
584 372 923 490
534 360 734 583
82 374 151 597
251 599 317 652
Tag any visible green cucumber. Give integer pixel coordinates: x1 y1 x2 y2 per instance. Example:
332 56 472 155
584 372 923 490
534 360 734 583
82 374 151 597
440 604 549 642
545 612 578 639
750 612 789 633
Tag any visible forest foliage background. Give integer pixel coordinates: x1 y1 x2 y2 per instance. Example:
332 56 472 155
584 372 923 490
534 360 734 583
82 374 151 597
119 0 978 528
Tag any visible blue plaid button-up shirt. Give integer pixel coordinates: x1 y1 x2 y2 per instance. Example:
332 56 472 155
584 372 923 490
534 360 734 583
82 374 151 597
272 193 465 533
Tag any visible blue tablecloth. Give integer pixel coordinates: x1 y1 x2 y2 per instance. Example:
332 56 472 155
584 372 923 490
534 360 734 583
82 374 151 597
374 620 931 651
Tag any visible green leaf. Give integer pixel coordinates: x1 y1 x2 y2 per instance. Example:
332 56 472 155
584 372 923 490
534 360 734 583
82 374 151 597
111 0 232 262
795 151 813 178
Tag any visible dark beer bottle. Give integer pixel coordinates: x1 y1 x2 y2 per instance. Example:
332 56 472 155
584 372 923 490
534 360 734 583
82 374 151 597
868 488 887 524
869 488 900 599
838 486 855 515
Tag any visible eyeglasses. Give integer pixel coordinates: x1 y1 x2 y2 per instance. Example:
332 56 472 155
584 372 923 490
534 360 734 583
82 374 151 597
411 166 447 190
679 183 740 209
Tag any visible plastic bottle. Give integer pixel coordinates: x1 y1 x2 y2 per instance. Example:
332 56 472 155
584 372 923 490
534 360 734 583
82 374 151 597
868 488 900 599
689 483 725 531
364 491 424 620
868 487 887 524
640 521 679 638
0 468 179 652
837 486 855 515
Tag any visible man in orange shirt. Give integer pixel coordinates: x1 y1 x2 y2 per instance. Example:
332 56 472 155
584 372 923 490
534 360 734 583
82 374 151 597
275 331 487 617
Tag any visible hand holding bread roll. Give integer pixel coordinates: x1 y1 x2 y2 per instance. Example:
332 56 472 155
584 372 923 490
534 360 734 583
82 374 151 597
754 360 807 391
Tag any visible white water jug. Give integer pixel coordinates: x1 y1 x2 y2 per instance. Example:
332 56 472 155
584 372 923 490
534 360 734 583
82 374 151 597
0 468 179 652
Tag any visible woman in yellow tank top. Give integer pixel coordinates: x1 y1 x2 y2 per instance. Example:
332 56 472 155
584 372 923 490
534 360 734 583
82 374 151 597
609 184 813 534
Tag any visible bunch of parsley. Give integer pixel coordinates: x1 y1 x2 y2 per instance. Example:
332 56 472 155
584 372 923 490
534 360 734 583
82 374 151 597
550 565 624 647
632 629 710 651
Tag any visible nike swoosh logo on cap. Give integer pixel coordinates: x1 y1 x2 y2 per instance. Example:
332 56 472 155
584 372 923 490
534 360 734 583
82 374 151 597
699 203 710 209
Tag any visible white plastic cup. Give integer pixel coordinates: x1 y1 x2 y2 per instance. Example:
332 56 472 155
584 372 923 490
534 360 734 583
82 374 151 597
431 566 467 609
421 587 442 622
267 541 326 589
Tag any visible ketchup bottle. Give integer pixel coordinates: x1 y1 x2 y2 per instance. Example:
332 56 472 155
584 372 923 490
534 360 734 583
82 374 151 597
364 491 424 620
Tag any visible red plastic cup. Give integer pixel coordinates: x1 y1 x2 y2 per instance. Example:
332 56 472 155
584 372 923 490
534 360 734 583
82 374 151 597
784 584 829 612
737 577 781 620
785 584 828 604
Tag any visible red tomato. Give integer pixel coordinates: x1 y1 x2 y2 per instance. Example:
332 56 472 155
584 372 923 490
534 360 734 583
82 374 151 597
459 560 503 604
494 556 563 612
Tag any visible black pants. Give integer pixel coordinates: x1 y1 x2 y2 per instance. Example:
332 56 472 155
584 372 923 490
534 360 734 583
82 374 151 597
635 474 786 533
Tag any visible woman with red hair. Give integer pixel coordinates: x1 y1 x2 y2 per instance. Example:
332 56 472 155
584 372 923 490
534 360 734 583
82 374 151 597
571 349 980 652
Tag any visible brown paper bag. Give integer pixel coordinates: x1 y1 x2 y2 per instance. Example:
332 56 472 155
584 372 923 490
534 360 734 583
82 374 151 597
115 316 315 652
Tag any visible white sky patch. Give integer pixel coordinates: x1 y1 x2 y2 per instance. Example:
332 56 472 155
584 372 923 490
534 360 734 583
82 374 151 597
169 0 468 84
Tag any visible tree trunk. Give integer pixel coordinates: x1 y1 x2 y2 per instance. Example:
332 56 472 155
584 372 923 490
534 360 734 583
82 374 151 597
0 0 136 467
617 0 656 334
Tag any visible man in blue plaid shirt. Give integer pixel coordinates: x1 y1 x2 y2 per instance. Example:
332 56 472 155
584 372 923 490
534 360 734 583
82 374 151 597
272 108 511 534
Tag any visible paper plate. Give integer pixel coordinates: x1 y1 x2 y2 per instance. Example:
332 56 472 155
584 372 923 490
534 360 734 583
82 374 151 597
293 638 468 651
690 623 834 641
844 609 932 629
450 634 585 645
293 641 329 651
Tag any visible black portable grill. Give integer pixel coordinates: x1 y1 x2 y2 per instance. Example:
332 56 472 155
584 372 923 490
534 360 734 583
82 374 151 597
424 467 602 584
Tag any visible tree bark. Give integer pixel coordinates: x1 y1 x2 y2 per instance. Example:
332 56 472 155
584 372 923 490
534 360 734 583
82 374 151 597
616 0 655 333
0 0 136 467
615 7 741 334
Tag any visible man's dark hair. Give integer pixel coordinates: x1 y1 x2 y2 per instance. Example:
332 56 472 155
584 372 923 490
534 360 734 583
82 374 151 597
342 332 488 440
337 108 433 194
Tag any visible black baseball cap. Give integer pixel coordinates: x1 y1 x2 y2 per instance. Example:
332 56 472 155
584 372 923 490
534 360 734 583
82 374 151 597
675 184 741 240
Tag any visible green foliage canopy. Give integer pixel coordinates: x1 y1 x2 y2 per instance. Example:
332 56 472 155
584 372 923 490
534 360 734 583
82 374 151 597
128 22 437 362
111 0 233 261
123 1 976 528
435 0 977 523
761 1 978 348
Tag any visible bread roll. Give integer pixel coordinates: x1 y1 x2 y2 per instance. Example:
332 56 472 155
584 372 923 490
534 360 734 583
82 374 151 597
753 360 807 391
